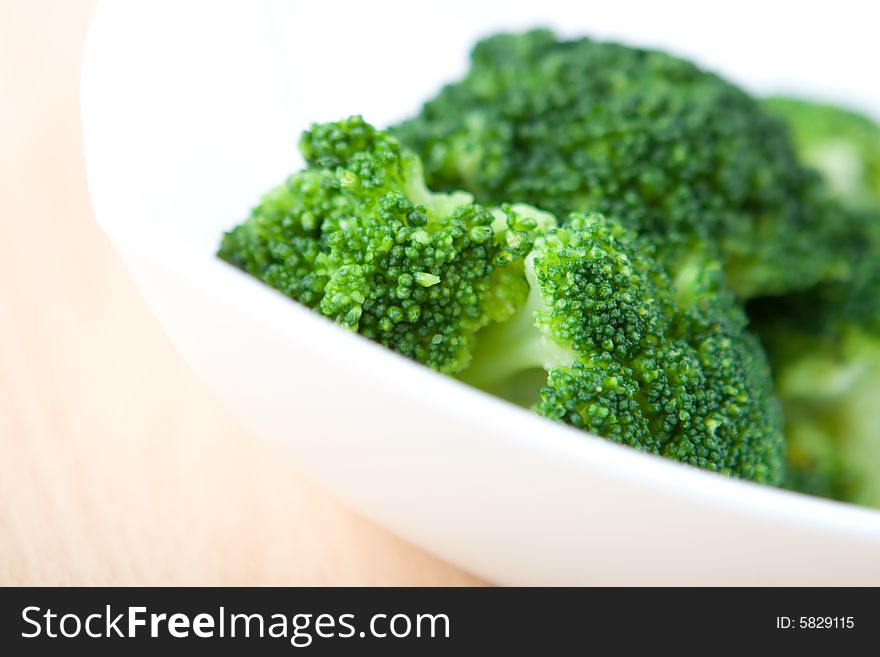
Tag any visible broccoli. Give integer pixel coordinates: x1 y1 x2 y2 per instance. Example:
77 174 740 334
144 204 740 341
219 116 553 375
748 248 880 504
460 214 784 484
747 98 880 505
393 29 855 299
219 117 785 484
763 97 880 209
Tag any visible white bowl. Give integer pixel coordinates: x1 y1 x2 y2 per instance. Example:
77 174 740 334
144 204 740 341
81 0 880 584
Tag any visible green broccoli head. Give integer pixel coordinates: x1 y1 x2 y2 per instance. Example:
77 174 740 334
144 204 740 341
393 29 854 299
763 97 880 210
219 116 553 374
217 168 329 308
220 117 784 484
460 213 785 484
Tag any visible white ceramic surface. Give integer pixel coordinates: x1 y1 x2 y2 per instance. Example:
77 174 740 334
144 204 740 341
81 0 880 584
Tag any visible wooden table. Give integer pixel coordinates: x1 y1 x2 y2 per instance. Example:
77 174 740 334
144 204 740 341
0 0 479 586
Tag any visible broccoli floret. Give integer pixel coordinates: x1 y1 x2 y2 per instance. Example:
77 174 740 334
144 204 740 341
393 29 854 299
460 213 785 484
220 117 784 483
763 97 880 209
747 98 880 506
748 249 880 505
219 116 553 375
218 168 330 308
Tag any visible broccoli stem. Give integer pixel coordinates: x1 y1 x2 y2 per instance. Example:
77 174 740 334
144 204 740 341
402 158 473 221
459 254 575 401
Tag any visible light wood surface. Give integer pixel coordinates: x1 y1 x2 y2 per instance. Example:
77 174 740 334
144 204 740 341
0 0 480 586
